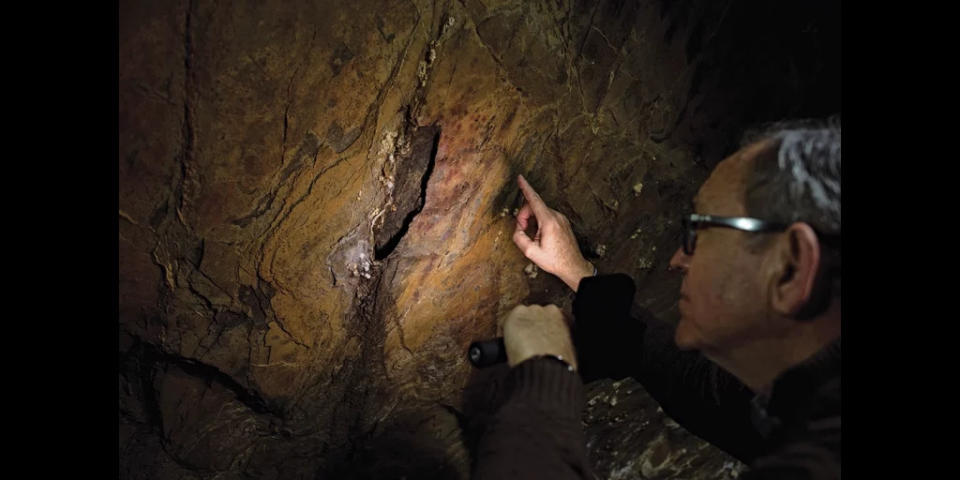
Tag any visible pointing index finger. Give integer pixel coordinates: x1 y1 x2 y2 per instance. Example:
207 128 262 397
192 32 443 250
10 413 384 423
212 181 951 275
517 174 551 219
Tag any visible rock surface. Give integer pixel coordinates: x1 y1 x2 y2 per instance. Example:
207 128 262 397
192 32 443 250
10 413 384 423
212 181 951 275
119 0 839 478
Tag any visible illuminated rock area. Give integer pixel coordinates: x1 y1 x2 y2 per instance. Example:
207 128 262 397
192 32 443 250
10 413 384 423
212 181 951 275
118 0 838 478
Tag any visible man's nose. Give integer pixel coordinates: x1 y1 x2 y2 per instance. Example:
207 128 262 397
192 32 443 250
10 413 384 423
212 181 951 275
668 246 690 273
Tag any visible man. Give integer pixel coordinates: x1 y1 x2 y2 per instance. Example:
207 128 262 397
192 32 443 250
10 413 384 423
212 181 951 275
473 121 841 479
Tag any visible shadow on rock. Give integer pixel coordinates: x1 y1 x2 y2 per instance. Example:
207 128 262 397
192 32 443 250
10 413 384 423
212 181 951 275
317 415 462 479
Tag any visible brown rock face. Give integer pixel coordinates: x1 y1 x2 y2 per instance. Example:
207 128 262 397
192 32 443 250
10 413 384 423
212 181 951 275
119 0 838 478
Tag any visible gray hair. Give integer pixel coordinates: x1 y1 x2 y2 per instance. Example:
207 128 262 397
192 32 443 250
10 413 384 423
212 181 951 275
741 117 841 237
741 117 841 309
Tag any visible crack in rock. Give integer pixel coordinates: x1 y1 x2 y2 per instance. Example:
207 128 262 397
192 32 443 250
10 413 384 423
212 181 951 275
373 125 441 260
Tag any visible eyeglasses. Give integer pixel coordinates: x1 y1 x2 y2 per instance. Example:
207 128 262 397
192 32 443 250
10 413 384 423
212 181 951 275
681 214 788 255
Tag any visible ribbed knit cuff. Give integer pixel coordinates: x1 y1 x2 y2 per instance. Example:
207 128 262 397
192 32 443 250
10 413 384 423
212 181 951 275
505 357 584 419
573 274 636 321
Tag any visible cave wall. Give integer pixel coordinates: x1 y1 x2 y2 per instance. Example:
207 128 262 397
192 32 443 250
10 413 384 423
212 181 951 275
118 0 839 478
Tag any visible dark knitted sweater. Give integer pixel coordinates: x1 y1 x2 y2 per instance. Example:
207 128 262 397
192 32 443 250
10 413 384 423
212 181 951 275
473 274 841 479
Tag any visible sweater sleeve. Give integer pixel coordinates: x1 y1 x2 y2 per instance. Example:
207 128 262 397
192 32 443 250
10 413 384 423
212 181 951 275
473 357 593 480
572 274 767 463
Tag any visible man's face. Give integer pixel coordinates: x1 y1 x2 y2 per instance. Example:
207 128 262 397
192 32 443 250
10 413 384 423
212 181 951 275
669 141 773 355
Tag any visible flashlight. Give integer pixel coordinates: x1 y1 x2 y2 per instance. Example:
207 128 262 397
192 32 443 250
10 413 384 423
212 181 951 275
468 337 506 368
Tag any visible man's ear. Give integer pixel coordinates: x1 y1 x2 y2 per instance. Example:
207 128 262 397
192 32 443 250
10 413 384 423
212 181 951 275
769 223 821 317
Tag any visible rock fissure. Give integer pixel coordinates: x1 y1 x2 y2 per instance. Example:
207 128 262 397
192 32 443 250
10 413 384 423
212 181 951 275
358 6 422 164
126 336 281 420
374 125 440 260
177 0 197 229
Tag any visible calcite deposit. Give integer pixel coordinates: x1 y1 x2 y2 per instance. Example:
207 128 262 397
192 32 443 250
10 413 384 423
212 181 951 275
119 0 838 478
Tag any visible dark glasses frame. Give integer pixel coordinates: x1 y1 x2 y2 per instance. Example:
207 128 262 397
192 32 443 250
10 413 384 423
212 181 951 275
681 214 789 255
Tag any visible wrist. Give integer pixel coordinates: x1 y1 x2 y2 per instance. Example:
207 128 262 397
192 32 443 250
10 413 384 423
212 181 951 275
532 353 576 372
566 260 596 292
509 348 578 370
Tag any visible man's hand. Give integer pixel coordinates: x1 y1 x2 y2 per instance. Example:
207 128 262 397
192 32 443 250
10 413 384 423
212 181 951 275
513 174 595 292
500 304 578 370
